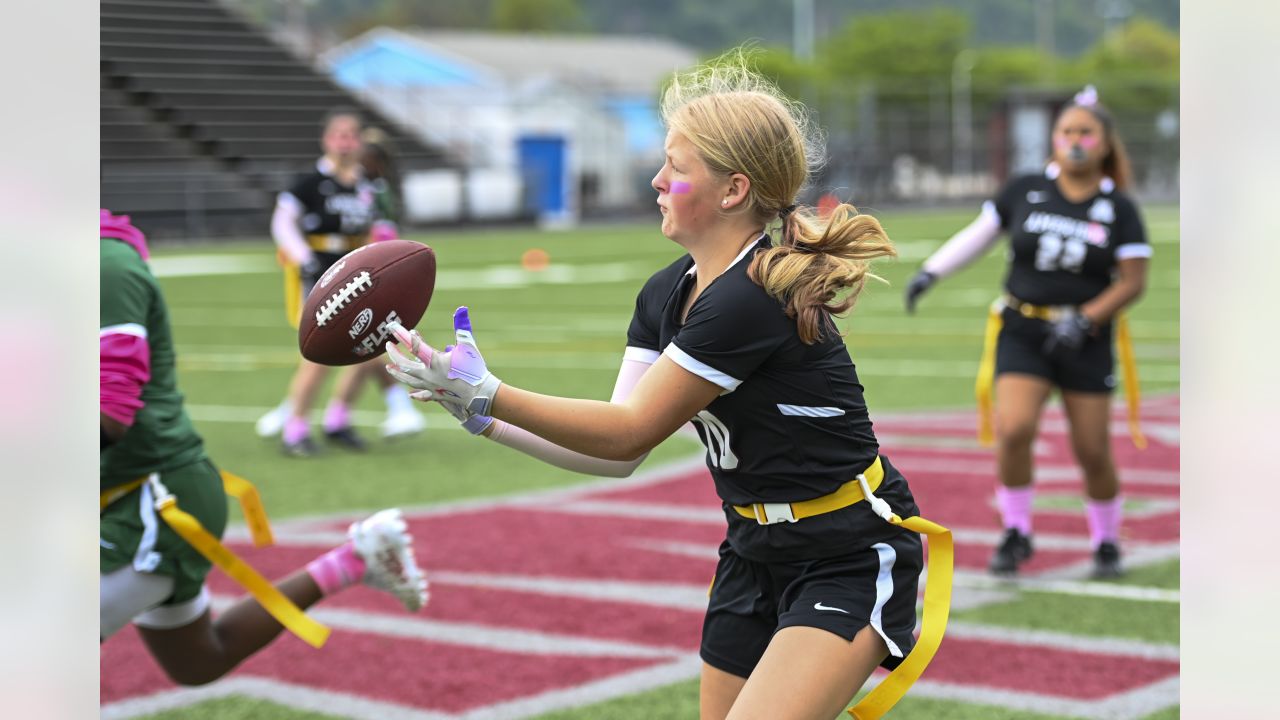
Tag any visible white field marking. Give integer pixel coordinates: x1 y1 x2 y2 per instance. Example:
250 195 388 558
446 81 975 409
853 358 1180 382
1099 677 1181 720
185 403 461 430
223 453 712 540
151 253 656 287
948 569 1180 604
844 315 1180 340
101 676 454 720
944 621 1179 660
867 676 1177 720
547 499 726 524
879 418 1179 444
149 255 276 277
169 307 299 327
436 261 655 289
429 570 711 611
455 654 704 720
207 596 684 659
884 456 1179 486
1034 543 1182 584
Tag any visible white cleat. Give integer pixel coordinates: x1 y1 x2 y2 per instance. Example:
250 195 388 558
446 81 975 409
255 401 290 438
381 407 427 439
348 509 428 612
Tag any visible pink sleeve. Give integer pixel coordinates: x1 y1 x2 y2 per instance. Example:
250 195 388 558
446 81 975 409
100 329 151 426
271 193 315 266
921 202 1003 278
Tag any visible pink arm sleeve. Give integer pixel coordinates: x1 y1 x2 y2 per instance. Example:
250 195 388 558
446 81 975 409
100 328 151 426
921 201 1003 278
271 193 314 266
483 355 655 478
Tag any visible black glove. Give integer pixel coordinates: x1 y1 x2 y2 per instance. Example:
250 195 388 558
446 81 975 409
904 270 937 314
1043 312 1095 360
300 256 323 282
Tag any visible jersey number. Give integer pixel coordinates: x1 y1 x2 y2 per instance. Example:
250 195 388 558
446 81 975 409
691 410 739 470
1034 233 1086 273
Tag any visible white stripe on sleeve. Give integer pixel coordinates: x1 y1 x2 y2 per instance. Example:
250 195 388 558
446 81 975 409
776 404 846 417
100 323 148 339
1115 244 1154 261
662 344 742 392
622 346 661 365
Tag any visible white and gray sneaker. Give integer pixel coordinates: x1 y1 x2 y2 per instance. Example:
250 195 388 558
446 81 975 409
381 406 427 439
255 400 290 438
349 509 429 612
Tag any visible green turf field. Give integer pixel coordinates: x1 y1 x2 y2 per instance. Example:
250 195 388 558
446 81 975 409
137 204 1179 719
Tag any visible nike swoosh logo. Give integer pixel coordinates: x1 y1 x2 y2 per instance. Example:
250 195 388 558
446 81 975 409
814 601 849 614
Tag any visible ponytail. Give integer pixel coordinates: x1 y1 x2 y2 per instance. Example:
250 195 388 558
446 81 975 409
748 204 896 344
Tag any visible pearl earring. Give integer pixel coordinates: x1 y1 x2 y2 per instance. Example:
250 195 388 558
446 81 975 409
721 199 728 207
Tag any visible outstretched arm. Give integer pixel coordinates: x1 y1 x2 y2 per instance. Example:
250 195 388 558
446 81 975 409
386 309 719 463
921 202 1003 279
906 202 1003 313
481 356 659 477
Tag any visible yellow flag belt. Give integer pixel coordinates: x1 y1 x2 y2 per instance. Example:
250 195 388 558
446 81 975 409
723 457 953 719
975 298 1145 449
100 471 330 648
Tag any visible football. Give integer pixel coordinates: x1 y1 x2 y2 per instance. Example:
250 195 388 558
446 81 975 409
298 240 437 366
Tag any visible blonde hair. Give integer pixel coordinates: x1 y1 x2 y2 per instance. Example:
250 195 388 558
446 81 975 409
661 49 896 344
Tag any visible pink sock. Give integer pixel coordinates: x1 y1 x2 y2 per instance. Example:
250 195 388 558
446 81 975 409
283 416 310 445
305 541 366 596
1085 496 1124 549
995 485 1034 535
323 402 350 432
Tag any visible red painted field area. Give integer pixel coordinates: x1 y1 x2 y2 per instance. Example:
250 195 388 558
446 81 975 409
102 397 1180 718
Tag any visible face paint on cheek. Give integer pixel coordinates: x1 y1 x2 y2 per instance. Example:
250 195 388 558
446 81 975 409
670 181 692 194
1054 136 1072 150
1079 135 1100 149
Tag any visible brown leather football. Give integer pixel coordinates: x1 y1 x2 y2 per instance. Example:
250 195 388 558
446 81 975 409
298 240 436 366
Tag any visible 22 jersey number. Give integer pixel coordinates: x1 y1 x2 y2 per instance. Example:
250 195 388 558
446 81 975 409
1034 232 1087 273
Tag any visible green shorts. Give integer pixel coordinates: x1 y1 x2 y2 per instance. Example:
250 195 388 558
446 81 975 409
100 458 228 605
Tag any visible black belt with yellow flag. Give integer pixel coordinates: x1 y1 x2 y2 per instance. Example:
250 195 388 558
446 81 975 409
974 296 1145 449
728 458 954 720
100 471 331 648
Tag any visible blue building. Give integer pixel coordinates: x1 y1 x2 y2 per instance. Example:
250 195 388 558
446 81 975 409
324 29 696 223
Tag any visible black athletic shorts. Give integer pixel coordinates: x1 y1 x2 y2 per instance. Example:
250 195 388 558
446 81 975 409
995 307 1116 393
700 526 923 679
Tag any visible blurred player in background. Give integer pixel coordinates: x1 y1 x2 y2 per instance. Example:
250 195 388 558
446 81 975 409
254 110 425 456
385 55 943 720
101 209 427 684
904 86 1151 579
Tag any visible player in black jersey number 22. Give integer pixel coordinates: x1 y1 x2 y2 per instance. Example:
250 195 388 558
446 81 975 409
384 52 947 720
905 86 1151 579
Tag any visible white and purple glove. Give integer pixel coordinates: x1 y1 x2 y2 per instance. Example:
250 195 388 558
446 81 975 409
385 306 502 423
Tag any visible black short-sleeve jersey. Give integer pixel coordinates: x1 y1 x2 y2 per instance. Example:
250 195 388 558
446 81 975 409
279 159 379 238
626 235 918 561
992 165 1150 306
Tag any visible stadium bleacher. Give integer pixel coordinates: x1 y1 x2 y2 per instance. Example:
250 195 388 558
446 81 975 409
100 0 452 238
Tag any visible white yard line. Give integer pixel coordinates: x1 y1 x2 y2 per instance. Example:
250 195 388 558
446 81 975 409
944 622 1178 661
881 676 1178 720
102 677 455 720
455 655 704 720
208 597 685 659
